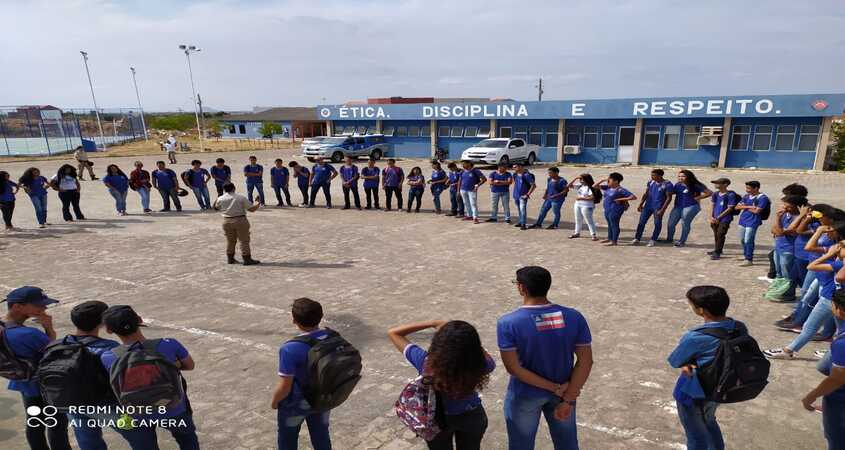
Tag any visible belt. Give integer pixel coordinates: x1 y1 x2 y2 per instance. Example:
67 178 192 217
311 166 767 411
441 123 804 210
223 215 246 219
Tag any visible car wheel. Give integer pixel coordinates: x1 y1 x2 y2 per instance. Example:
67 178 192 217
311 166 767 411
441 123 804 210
527 152 536 165
331 151 344 163
499 155 510 166
306 157 316 163
371 149 383 161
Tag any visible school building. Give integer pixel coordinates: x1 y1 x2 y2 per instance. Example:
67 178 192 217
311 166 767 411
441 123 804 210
219 107 325 139
317 94 845 170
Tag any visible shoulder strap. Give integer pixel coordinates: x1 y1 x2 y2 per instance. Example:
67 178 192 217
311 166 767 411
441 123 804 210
288 329 337 347
696 320 746 339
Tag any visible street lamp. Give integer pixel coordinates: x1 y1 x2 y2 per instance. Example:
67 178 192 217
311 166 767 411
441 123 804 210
79 51 107 149
178 44 204 151
129 67 149 141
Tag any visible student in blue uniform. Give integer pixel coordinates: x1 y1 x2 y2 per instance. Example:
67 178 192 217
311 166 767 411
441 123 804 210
382 159 405 211
596 172 637 246
210 158 232 198
18 168 50 228
734 181 770 266
459 161 486 224
289 161 311 207
512 164 536 230
2 286 70 450
186 160 211 210
151 161 182 212
406 167 425 213
339 157 361 210
271 159 293 208
769 195 809 301
360 159 381 210
633 168 673 247
103 164 130 215
308 158 338 208
244 155 265 206
1 170 19 231
707 178 740 260
497 266 593 450
487 164 513 223
528 167 567 230
388 319 495 450
271 298 332 450
445 162 464 217
428 161 447 214
665 170 712 247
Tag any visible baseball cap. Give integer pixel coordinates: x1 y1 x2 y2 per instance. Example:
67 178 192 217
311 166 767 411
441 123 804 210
102 305 146 334
711 178 731 185
70 301 109 331
3 286 59 307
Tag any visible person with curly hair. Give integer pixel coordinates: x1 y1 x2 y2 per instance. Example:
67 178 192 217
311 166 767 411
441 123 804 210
51 164 85 221
388 320 495 450
18 167 51 228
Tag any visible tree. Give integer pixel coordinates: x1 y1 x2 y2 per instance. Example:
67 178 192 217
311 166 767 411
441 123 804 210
257 121 284 138
206 119 222 138
148 114 197 132
830 120 845 171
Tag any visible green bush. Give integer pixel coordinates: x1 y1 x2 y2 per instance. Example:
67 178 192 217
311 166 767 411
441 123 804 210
148 114 197 132
258 121 284 138
831 121 845 171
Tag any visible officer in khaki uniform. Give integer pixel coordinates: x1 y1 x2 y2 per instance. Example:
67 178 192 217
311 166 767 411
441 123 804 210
74 146 97 180
212 183 261 265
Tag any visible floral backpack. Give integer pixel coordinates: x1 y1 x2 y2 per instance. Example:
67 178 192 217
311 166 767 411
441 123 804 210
394 369 442 441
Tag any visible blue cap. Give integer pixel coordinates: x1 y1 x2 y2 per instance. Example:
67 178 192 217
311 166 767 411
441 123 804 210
3 286 59 307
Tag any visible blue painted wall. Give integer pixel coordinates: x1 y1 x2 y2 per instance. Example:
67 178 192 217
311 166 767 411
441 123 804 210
725 117 820 169
638 118 723 166
562 119 635 164
383 120 431 158
221 121 292 138
497 119 559 162
435 120 489 159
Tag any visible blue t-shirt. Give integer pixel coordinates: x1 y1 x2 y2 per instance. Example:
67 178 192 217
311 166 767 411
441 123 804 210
460 168 484 191
775 213 796 253
186 168 209 188
26 176 49 196
711 191 739 224
668 320 736 403
738 194 769 228
489 171 512 194
278 329 331 411
497 304 592 398
210 165 231 185
447 171 461 193
152 169 177 190
404 344 495 415
645 180 673 210
270 167 290 187
430 169 447 193
0 181 18 202
602 185 633 217
64 335 120 354
795 221 821 262
827 333 845 401
408 175 425 192
294 166 310 188
101 338 190 418
361 167 380 189
382 166 404 187
544 177 567 203
815 258 844 299
339 165 359 185
513 172 535 200
311 164 337 186
104 175 129 192
5 324 50 397
673 182 705 209
244 164 264 185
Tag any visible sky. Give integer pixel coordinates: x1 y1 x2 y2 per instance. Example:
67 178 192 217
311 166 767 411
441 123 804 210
1 0 843 112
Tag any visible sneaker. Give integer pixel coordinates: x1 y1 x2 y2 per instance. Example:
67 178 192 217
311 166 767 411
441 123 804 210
463 217 474 221
505 219 511 224
527 224 541 229
763 348 796 359
569 234 580 239
545 225 558 230
773 318 794 330
710 254 721 260
706 250 717 256
520 225 527 230
599 239 611 244
812 334 833 342
740 260 754 267
485 218 498 223
514 223 523 228
342 207 350 210
38 224 46 229
815 350 828 360
473 219 480 224
674 241 685 248
298 203 307 208
445 213 455 217
646 240 656 247
592 236 600 242
630 239 640 245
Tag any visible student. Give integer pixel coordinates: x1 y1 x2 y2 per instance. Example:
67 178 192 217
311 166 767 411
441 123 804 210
445 162 464 217
129 161 153 214
428 161 447 214
52 164 86 221
210 158 232 198
244 155 265 206
668 285 737 450
271 298 332 450
707 178 740 260
339 157 361 210
186 160 211 210
769 195 809 301
459 161 486 224
308 158 338 208
18 168 51 228
382 159 405 211
766 183 810 280
1 286 70 450
0 170 19 231
103 164 130 216
633 168 673 247
596 172 636 246
360 159 381 210
388 320 495 450
289 161 311 207
512 164 536 230
497 266 592 450
665 170 712 247
406 166 425 213
213 183 261 265
165 136 178 164
528 167 567 230
487 164 512 223
271 159 293 208
734 181 770 266
151 161 182 212
74 145 97 180
567 174 600 240
100 305 199 450
802 288 845 450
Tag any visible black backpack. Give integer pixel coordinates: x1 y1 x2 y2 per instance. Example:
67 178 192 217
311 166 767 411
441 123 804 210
37 336 113 409
695 321 770 403
289 329 362 412
726 191 742 217
0 321 36 381
109 339 184 408
758 195 772 221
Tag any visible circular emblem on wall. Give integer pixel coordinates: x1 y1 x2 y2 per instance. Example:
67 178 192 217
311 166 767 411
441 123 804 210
811 99 829 111
319 107 331 118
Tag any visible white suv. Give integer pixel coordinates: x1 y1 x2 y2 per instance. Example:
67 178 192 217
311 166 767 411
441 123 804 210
460 138 538 165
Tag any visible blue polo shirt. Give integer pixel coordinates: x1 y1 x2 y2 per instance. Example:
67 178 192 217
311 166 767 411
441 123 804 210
103 174 129 193
602 185 633 216
26 177 49 196
294 166 310 188
513 172 535 201
668 320 736 403
430 169 447 194
795 221 821 262
489 171 512 194
827 333 845 401
5 324 50 397
497 304 591 399
382 166 404 187
0 181 18 202
775 212 796 253
311 164 337 186
210 165 231 185
339 165 359 186
738 194 769 228
447 171 461 193
711 191 739 224
408 175 425 192
361 167 380 189
278 329 331 413
673 182 705 209
544 177 567 203
244 164 264 185
187 168 209 188
270 167 290 187
152 169 177 190
645 180 673 210
460 168 484 191
404 344 495 415
815 258 844 299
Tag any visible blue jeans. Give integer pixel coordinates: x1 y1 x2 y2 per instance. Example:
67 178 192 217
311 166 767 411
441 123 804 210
137 187 150 211
431 188 443 211
517 197 529 225
504 391 577 450
666 203 701 244
535 200 563 227
460 189 479 219
108 188 127 213
792 277 820 326
247 183 265 205
605 210 623 242
738 225 758 261
490 191 510 221
449 189 464 215
115 411 200 450
277 399 331 450
824 396 845 450
157 187 181 211
191 185 210 209
676 400 724 450
788 297 845 353
774 249 797 297
635 205 663 241
29 193 48 224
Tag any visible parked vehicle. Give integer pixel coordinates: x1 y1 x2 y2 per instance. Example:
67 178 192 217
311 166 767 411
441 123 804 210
460 138 538 165
303 135 390 163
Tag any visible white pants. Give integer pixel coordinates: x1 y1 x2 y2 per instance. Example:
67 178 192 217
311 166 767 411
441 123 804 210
573 203 597 236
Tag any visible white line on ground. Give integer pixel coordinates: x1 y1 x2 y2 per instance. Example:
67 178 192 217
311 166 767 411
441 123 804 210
144 318 274 351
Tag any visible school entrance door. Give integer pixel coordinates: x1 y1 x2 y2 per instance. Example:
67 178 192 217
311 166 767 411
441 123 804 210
617 127 635 163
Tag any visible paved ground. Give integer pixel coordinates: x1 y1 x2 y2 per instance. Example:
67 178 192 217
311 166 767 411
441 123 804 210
1 149 843 450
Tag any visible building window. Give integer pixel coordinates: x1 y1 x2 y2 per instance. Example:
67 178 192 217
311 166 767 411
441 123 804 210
662 125 680 149
366 126 377 135
499 127 512 138
449 126 462 137
396 126 408 137
382 126 395 136
775 125 796 151
730 125 750 150
529 128 543 146
355 126 367 135
342 126 355 135
465 126 478 138
408 126 420 137
515 127 528 141
752 125 773 151
228 125 236 134
644 126 660 149
600 126 615 149
583 126 598 148
238 124 246 134
546 130 558 147
477 126 490 137
683 125 700 150
438 126 450 137
798 125 820 151
565 127 580 146
421 126 430 137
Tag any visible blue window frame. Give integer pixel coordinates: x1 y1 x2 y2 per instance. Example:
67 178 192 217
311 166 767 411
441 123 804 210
775 125 796 151
600 126 615 149
682 125 700 150
529 127 543 146
546 129 558 147
730 125 750 150
662 125 680 150
583 126 598 148
643 126 660 149
798 125 819 152
565 127 580 146
751 125 773 151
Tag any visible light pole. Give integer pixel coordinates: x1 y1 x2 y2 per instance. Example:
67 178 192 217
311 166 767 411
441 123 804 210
80 51 107 149
178 44 204 151
129 67 148 140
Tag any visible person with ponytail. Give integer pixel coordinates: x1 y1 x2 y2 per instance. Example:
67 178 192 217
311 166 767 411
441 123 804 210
18 168 50 228
665 169 711 247
0 170 19 231
567 173 600 240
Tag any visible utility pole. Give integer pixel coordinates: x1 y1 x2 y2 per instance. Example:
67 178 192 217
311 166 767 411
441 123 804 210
129 67 149 140
80 51 107 149
535 77 544 102
178 44 204 151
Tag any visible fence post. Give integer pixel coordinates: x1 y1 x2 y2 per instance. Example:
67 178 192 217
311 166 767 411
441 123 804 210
40 117 52 156
0 116 10 156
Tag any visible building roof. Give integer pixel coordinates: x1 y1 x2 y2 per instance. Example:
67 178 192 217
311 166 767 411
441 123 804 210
220 107 318 122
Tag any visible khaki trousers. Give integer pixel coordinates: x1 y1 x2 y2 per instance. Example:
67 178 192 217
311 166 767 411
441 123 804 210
77 161 95 178
222 216 251 256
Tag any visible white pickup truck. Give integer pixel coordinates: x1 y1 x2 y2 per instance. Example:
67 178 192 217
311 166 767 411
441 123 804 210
460 138 539 165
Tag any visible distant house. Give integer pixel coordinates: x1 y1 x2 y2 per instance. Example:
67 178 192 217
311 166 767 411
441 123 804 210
219 107 325 139
2 105 63 120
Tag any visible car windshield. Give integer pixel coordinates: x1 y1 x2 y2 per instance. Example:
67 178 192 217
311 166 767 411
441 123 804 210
475 140 508 148
323 137 349 145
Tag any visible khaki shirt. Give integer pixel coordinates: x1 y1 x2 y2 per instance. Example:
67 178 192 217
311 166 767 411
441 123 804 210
214 193 251 218
74 149 88 161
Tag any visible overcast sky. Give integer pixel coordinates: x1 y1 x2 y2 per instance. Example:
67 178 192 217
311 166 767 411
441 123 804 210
2 0 843 112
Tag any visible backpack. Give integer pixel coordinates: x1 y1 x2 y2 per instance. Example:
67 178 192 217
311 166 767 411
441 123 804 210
37 336 113 408
289 329 362 412
395 371 443 441
109 339 184 408
758 195 772 221
695 321 770 403
725 191 742 217
0 321 36 381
